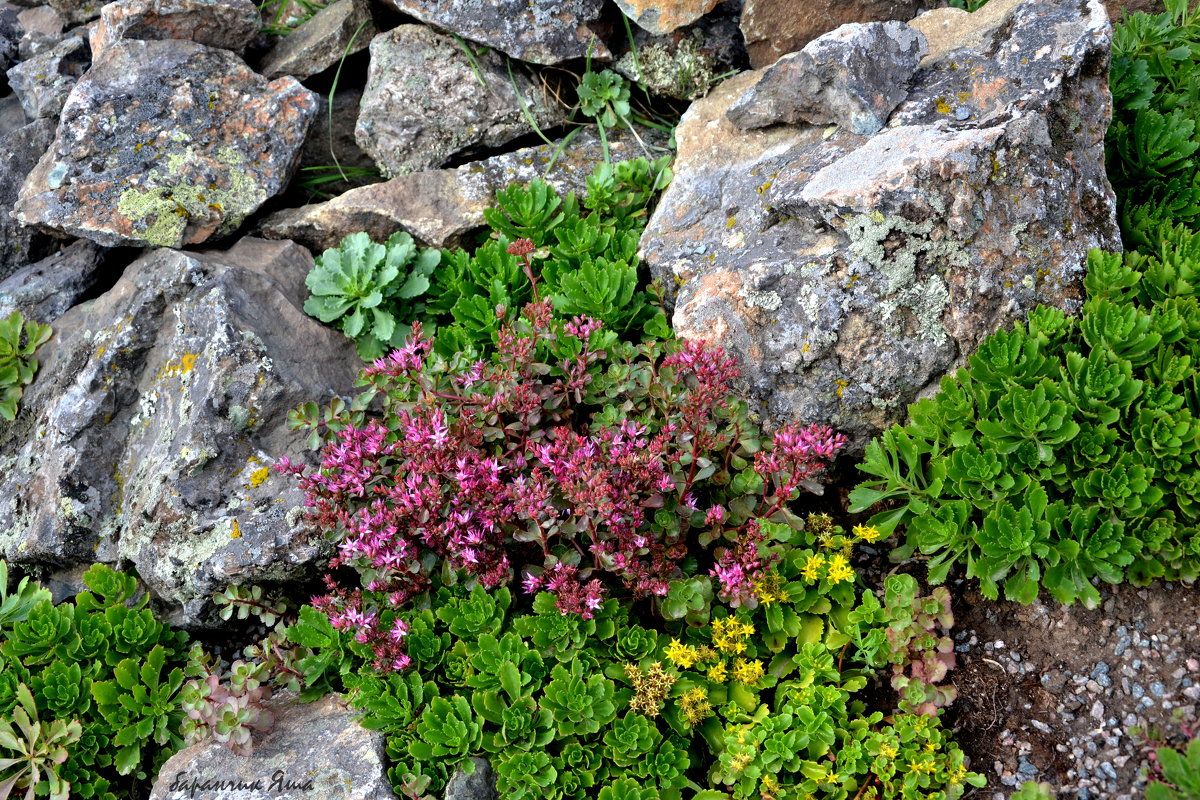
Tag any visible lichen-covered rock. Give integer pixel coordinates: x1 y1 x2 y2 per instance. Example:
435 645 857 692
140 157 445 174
89 0 260 59
149 693 397 799
15 6 65 59
444 759 495 800
0 5 19 85
378 0 608 65
612 2 747 100
257 0 375 79
0 238 360 625
0 118 58 280
354 25 563 179
642 0 1119 452
613 0 722 35
15 39 316 248
6 32 89 119
259 125 667 251
0 239 107 324
727 21 927 135
740 0 933 68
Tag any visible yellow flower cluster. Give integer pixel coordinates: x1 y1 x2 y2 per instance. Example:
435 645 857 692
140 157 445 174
707 661 728 682
730 658 764 685
625 662 675 717
711 617 755 655
752 570 788 606
678 686 713 726
907 758 937 775
853 524 881 543
798 552 855 584
664 639 701 669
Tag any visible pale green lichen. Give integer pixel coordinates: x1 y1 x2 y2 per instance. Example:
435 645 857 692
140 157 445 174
614 36 718 100
741 288 783 312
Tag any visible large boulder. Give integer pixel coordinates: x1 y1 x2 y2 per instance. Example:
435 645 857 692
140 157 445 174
642 0 1120 452
0 238 360 625
89 0 261 59
259 125 668 252
150 693 397 800
740 0 933 68
354 24 564 179
15 39 316 248
376 0 608 65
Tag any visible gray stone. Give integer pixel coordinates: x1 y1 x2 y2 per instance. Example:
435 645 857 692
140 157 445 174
444 758 495 800
6 32 90 120
0 118 58 280
0 4 18 83
377 0 607 65
0 239 107 324
298 86 378 193
613 0 722 35
150 692 397 799
48 0 105 26
15 39 317 248
0 238 360 625
259 125 668 252
15 6 65 59
726 21 928 135
354 24 564 179
0 93 26 137
640 0 1118 452
740 0 934 69
89 0 260 59
257 0 375 80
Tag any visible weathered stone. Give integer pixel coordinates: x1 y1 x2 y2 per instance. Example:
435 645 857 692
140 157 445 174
354 25 563 179
740 0 932 68
257 0 375 79
0 118 58 280
0 239 107 324
6 33 89 119
150 693 397 799
48 0 106 27
378 0 608 65
727 21 926 135
614 0 722 35
15 39 317 248
0 238 360 625
90 0 260 59
642 0 1118 452
0 4 19 84
259 125 667 252
0 93 26 137
613 2 748 100
15 6 65 59
444 758 495 800
298 87 378 192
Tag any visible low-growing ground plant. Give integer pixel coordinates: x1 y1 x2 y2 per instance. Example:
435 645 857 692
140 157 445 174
0 311 51 422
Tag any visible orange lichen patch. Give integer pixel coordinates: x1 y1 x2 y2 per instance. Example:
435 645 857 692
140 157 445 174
968 77 1008 106
230 519 242 538
157 353 199 379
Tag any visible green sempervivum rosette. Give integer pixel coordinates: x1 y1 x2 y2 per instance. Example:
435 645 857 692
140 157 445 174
541 659 617 737
603 712 661 770
471 662 554 753
409 695 481 772
493 750 558 800
598 777 662 800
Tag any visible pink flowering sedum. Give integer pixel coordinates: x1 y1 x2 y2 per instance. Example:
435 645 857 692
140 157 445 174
280 302 845 668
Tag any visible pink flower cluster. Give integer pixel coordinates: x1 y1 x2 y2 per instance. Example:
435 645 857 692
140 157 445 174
280 303 845 668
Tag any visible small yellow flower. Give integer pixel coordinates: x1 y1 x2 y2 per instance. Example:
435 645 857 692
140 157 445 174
664 639 700 669
801 553 825 582
731 658 764 685
823 771 840 784
853 524 881 543
694 645 718 664
752 571 788 605
826 553 854 584
880 742 899 759
907 758 937 775
679 686 713 726
707 661 728 682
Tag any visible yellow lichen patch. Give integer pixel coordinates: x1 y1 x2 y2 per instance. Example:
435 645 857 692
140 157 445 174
834 378 849 398
230 519 242 539
157 353 199 380
248 467 270 488
935 98 952 114
726 216 737 228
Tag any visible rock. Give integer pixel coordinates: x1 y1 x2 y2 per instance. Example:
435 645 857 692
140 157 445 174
149 692 397 799
0 4 18 85
0 239 108 324
740 0 933 69
444 758 495 800
641 0 1118 451
612 2 748 100
354 24 564 179
0 118 58 280
614 0 722 35
257 0 375 80
15 6 65 59
89 0 260 59
259 125 667 252
0 94 25 136
48 0 106 27
377 0 608 65
0 238 360 625
726 21 927 135
6 32 90 119
15 39 317 248
298 87 378 189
